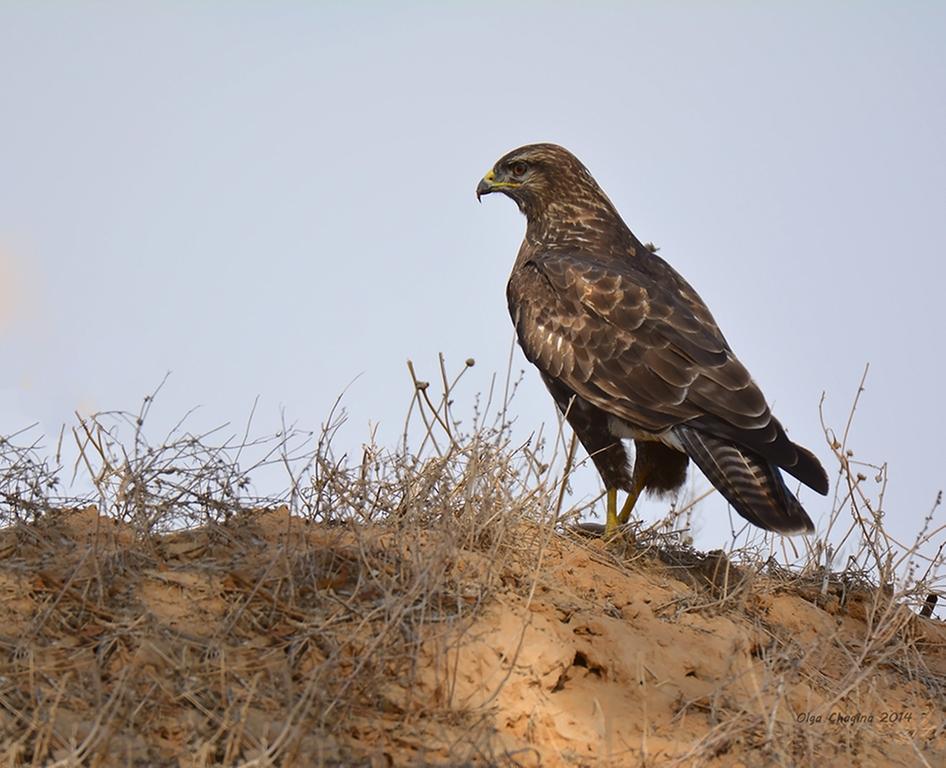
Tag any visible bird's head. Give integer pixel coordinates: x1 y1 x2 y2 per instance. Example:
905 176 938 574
476 143 613 223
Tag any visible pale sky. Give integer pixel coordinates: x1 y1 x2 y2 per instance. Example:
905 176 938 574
1 3 944 563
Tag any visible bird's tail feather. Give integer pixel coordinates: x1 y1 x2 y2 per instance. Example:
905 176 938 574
674 425 815 535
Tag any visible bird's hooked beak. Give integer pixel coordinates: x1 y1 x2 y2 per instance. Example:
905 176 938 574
476 168 520 202
476 170 497 202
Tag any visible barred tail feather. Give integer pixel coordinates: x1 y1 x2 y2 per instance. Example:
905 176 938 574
674 425 815 535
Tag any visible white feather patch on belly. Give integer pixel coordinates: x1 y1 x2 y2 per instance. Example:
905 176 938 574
608 416 685 452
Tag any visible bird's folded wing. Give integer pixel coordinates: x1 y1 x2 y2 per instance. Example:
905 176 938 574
507 251 828 494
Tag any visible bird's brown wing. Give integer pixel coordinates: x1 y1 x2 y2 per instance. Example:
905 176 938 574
507 250 828 495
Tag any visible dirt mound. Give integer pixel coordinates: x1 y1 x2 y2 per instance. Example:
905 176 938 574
1 506 944 767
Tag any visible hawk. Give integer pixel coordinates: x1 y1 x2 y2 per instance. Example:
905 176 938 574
476 143 828 537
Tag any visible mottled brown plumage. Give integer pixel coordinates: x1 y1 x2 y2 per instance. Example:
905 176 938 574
477 143 828 535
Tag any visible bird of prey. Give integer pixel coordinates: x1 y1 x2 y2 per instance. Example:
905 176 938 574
476 143 828 538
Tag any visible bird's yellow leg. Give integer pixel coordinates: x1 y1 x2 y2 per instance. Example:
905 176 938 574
618 472 647 525
604 488 621 538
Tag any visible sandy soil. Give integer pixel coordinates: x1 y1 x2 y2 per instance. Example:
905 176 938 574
1 507 944 766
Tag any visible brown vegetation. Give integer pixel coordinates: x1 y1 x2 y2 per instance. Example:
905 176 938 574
0 361 943 766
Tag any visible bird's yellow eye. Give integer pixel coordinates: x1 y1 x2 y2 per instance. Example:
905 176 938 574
512 162 528 177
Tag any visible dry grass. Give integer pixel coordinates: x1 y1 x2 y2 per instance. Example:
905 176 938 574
0 358 943 767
